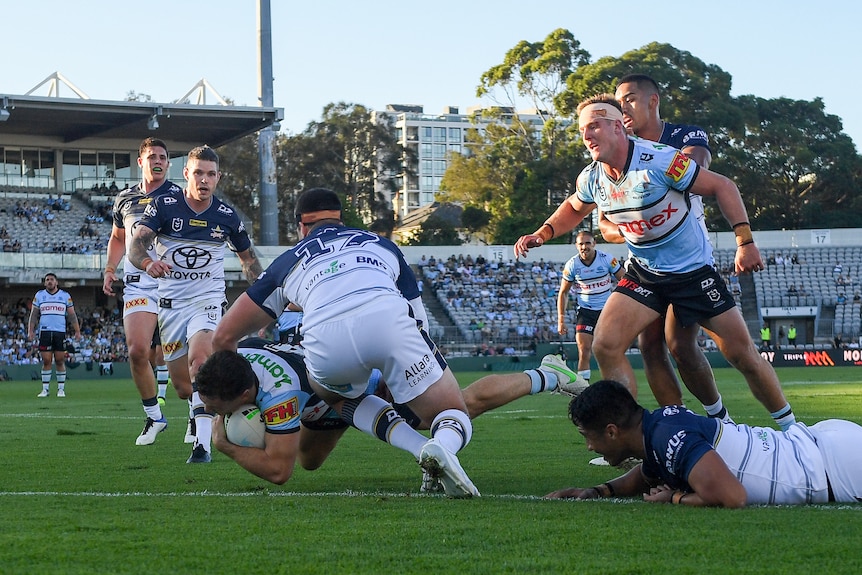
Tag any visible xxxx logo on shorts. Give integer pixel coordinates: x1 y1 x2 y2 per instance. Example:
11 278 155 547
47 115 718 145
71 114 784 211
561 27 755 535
163 341 183 354
124 297 148 310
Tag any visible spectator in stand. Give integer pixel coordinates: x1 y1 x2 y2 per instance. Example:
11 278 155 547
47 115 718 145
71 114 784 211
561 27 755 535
837 293 847 304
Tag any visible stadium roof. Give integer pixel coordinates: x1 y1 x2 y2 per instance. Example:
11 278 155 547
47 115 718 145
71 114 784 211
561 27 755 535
0 94 283 151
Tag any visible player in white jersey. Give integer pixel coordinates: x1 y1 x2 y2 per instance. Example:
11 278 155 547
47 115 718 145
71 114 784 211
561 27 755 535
28 273 81 397
130 145 263 463
212 188 479 497
557 230 623 384
103 138 182 445
546 380 862 506
514 94 795 431
196 338 463 487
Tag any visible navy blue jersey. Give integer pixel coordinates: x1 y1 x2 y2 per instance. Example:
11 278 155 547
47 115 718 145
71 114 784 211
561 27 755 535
139 189 251 300
246 224 420 329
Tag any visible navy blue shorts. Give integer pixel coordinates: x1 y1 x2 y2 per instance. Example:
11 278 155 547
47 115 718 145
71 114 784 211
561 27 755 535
615 261 736 327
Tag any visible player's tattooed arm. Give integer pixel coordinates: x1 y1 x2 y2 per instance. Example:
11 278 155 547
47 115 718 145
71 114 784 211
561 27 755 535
128 226 157 271
239 246 264 284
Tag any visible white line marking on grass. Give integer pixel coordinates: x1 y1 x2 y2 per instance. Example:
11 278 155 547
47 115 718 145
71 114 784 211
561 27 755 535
0 490 545 501
0 491 859 509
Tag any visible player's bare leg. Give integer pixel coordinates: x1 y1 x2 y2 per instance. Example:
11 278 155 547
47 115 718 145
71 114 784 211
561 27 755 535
591 292 661 399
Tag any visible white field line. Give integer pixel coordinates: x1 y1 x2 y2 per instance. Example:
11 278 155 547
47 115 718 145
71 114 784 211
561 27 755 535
0 490 858 509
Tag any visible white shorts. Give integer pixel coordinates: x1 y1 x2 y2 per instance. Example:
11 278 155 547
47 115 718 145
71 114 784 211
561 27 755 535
302 296 446 405
122 283 158 317
809 419 862 503
158 296 224 362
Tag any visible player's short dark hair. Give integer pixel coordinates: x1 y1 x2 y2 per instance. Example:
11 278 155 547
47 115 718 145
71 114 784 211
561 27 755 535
43 272 58 282
187 145 219 166
617 73 660 97
139 137 169 157
569 380 641 431
195 350 257 401
294 187 342 224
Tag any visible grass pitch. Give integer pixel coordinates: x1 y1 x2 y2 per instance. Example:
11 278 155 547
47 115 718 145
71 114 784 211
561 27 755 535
1 366 861 574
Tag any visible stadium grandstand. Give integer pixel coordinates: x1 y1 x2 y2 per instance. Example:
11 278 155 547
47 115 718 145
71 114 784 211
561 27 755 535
0 83 281 373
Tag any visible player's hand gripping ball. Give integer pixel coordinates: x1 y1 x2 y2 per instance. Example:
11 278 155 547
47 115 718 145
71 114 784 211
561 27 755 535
224 404 266 448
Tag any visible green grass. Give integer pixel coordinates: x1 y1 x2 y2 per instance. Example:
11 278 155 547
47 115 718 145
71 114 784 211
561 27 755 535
2 366 862 574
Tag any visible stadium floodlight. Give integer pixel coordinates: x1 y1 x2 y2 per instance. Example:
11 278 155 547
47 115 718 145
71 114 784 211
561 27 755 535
147 105 163 130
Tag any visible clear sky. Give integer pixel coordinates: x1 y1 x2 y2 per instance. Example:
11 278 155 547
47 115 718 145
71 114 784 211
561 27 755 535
2 0 858 149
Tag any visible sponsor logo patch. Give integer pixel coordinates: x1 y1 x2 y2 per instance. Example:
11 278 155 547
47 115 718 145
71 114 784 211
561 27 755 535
124 297 148 310
264 399 300 425
190 219 207 227
665 151 691 182
163 340 183 354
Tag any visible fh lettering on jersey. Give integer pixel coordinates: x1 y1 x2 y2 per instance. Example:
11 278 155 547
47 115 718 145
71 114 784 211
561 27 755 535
665 152 691 182
617 204 679 236
264 399 300 425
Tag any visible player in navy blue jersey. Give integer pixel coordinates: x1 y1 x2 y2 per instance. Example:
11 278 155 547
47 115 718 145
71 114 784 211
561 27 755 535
130 145 263 463
103 138 182 445
514 94 795 432
212 188 479 497
546 380 862 507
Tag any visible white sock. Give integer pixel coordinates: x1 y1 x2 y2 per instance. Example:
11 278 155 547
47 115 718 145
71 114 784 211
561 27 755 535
343 395 427 458
143 397 163 420
525 369 557 394
430 409 472 454
191 390 212 451
578 369 591 382
156 365 169 397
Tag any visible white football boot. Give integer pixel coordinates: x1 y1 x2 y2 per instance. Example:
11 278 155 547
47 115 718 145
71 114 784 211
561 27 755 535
419 438 479 498
539 354 589 397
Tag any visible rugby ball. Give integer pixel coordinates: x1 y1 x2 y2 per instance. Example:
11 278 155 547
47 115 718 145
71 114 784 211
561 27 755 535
224 404 266 448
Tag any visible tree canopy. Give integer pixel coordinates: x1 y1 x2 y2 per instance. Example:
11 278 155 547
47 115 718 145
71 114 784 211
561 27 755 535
219 33 862 246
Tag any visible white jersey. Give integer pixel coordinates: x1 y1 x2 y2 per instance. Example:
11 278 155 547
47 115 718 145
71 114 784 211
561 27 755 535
32 289 74 333
561 250 622 310
138 189 251 302
246 224 421 333
575 138 712 274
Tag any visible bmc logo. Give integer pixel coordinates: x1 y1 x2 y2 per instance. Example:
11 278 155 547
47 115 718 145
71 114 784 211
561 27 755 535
665 152 691 182
618 204 679 236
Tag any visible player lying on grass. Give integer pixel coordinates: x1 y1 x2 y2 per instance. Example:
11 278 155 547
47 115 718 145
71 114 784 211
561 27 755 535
545 380 862 507
195 338 444 487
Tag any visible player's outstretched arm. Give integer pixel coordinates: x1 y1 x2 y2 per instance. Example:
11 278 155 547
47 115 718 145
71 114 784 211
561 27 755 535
643 451 747 508
212 293 274 353
213 415 300 485
544 465 650 500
